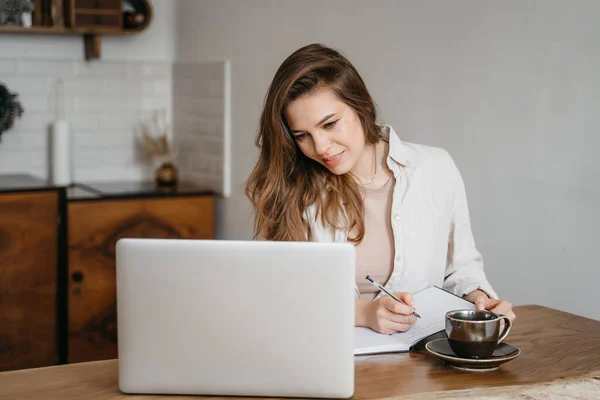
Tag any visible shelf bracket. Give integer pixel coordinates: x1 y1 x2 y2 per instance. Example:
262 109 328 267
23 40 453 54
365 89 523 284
83 34 101 61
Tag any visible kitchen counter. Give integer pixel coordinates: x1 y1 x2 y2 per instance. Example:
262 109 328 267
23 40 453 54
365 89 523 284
0 174 59 193
69 180 215 201
0 174 215 201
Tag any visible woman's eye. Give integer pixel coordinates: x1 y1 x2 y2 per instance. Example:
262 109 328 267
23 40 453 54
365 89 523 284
324 120 338 129
294 133 308 141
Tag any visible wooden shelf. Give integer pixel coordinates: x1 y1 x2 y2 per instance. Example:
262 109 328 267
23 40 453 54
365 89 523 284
0 0 153 60
0 25 145 36
0 26 74 35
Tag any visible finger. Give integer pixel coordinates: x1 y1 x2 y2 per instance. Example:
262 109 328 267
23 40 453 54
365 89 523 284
386 311 418 326
383 296 414 315
491 301 512 316
474 295 488 311
396 292 414 308
495 309 516 323
498 311 516 332
383 321 414 333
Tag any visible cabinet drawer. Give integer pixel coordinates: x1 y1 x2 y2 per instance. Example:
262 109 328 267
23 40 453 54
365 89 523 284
74 0 121 9
75 13 121 28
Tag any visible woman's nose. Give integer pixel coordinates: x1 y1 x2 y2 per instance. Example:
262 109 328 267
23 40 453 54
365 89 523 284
313 132 332 156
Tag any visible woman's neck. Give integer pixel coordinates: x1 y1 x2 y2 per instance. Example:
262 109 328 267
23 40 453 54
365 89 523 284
350 141 389 185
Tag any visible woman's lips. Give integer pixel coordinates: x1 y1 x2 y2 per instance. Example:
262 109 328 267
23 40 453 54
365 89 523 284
323 151 344 167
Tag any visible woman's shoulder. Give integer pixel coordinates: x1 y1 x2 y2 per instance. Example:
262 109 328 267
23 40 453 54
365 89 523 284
384 124 458 173
384 124 462 186
405 141 462 181
395 141 465 204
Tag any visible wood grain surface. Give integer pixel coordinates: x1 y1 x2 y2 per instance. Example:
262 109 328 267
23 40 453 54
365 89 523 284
0 192 59 372
67 196 214 363
1 305 599 399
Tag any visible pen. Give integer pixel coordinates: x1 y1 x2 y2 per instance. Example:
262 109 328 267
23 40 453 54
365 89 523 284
365 275 421 319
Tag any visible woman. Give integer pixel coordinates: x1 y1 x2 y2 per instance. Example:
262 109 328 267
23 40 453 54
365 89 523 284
245 43 515 335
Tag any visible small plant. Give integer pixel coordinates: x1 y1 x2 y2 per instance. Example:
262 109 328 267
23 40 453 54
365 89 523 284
137 109 180 163
0 83 24 142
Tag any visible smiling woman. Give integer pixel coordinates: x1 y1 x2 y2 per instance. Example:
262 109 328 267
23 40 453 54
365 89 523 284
245 43 515 336
286 89 370 175
246 44 382 245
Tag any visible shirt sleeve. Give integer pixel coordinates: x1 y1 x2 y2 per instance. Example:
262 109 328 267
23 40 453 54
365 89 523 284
442 154 499 299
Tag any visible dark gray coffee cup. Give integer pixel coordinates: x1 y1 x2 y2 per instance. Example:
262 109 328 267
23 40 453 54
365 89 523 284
445 309 512 359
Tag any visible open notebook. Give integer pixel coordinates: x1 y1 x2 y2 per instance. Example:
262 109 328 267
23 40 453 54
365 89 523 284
354 286 475 355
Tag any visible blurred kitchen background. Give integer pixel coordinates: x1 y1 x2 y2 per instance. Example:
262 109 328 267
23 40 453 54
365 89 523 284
1 0 598 374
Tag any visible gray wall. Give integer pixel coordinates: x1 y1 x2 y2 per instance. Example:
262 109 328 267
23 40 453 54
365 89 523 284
174 0 600 321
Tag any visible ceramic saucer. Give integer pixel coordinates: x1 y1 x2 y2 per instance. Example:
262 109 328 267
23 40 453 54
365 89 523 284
425 338 521 372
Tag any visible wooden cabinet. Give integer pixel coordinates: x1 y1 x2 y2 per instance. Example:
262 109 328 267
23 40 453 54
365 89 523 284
67 196 214 363
0 191 61 372
0 174 215 370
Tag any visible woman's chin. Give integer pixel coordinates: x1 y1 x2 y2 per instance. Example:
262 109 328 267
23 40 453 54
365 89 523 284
325 163 351 176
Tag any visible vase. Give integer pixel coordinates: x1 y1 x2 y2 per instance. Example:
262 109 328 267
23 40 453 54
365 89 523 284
155 161 178 187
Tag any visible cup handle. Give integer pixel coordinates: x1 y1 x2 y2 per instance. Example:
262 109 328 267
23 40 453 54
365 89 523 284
497 315 512 344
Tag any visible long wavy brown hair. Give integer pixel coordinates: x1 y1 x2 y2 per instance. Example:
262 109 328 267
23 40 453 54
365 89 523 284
245 43 382 242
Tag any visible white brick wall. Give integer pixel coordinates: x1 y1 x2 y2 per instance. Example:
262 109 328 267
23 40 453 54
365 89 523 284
0 57 173 182
173 61 230 196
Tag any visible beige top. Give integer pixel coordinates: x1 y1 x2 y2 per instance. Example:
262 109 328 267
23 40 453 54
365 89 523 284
355 174 396 300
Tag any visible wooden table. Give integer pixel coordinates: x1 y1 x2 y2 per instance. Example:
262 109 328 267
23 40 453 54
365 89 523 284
1 305 599 399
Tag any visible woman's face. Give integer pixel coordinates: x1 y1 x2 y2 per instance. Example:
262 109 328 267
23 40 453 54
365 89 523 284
285 87 369 176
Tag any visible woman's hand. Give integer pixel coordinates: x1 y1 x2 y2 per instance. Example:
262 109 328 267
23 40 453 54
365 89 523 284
465 289 516 322
356 292 417 334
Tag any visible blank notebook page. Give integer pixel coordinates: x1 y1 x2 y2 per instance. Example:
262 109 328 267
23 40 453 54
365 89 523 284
354 286 475 355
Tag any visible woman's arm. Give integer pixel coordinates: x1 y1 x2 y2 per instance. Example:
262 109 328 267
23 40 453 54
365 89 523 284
443 154 515 322
443 154 498 299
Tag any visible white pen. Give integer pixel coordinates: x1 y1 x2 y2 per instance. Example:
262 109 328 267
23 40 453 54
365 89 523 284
365 275 421 318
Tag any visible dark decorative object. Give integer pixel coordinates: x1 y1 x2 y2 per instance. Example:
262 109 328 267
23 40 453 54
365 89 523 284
0 82 24 142
123 0 151 30
123 12 144 29
155 161 178 187
0 0 33 26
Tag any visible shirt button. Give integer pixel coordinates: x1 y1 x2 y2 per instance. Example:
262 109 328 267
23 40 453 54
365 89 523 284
396 255 402 262
393 213 400 220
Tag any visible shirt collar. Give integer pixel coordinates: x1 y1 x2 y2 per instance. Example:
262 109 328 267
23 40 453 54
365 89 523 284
379 123 423 168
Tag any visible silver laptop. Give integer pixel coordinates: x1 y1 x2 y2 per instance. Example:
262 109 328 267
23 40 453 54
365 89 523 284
116 238 355 398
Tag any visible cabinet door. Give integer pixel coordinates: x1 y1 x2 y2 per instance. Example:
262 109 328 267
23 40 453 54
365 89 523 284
0 192 58 372
67 196 214 363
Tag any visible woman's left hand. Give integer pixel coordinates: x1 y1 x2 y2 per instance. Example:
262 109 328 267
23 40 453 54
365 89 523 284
467 290 516 322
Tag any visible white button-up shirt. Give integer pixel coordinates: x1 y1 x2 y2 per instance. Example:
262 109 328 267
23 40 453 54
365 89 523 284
305 124 498 300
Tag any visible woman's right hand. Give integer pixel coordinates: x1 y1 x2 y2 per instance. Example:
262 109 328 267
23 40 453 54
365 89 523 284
356 293 418 334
